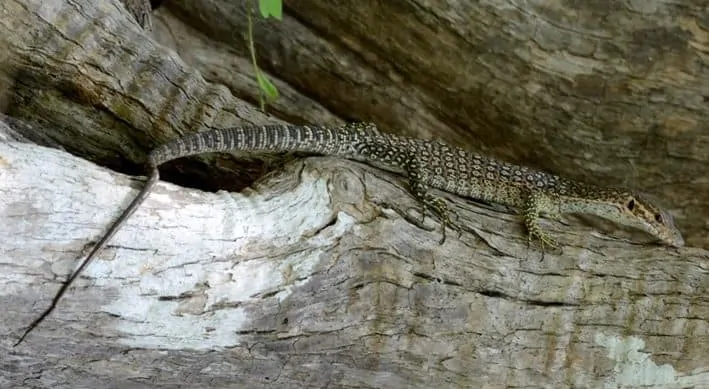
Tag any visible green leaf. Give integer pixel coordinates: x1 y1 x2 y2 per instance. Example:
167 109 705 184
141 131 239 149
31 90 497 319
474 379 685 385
256 71 279 102
258 0 283 20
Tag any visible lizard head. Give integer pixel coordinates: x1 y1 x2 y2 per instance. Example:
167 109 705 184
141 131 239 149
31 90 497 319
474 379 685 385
605 190 684 248
560 184 684 247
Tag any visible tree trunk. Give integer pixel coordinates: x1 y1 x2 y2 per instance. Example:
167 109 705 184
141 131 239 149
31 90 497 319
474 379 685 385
2 128 707 389
1 0 705 245
1 0 707 388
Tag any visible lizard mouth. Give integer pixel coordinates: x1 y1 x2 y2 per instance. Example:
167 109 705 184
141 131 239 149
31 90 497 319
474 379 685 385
663 232 685 248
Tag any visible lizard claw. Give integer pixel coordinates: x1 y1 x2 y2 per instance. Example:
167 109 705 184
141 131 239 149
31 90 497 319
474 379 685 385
527 229 560 253
423 195 461 245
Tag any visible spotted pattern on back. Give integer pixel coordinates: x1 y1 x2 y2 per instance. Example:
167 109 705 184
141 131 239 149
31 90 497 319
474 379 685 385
147 122 683 247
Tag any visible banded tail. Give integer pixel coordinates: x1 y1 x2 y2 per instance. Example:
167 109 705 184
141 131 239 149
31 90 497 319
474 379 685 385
149 123 381 167
14 122 386 345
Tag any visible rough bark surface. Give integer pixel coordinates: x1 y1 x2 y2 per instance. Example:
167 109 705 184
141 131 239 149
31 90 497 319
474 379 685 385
0 0 705 246
161 0 708 247
2 135 708 389
1 0 709 388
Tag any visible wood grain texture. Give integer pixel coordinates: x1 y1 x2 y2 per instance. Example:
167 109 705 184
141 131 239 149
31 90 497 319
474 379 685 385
156 0 707 247
2 135 708 388
0 0 274 179
1 0 703 246
0 1 707 386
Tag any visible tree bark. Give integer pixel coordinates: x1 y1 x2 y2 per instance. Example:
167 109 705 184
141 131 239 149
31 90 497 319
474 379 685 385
160 0 709 248
1 0 705 246
2 130 707 389
1 0 708 387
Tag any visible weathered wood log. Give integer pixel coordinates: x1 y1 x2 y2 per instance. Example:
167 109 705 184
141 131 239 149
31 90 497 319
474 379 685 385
1 0 708 387
2 126 708 388
1 0 705 247
159 0 708 247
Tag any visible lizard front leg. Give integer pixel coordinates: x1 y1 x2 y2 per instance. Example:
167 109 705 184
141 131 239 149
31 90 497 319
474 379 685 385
522 190 560 250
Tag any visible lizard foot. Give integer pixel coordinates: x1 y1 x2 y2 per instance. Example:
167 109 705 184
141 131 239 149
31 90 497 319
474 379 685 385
422 194 462 245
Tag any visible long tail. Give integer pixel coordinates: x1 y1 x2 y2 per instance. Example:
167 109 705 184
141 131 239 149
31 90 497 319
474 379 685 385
149 123 379 166
14 171 160 346
14 122 381 345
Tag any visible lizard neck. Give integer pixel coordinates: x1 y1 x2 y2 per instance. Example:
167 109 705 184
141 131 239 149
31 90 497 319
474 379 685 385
554 180 626 216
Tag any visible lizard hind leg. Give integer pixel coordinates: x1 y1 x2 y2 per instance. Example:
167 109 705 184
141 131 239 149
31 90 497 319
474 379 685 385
355 141 460 244
405 159 462 245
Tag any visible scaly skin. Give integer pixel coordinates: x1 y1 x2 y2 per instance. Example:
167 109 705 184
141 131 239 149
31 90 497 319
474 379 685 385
14 122 684 346
148 122 683 247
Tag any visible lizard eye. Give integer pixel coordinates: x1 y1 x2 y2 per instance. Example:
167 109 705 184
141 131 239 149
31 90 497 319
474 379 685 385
626 199 635 211
655 213 664 223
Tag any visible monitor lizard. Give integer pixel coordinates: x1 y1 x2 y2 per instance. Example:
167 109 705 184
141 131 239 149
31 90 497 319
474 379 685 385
13 122 684 346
